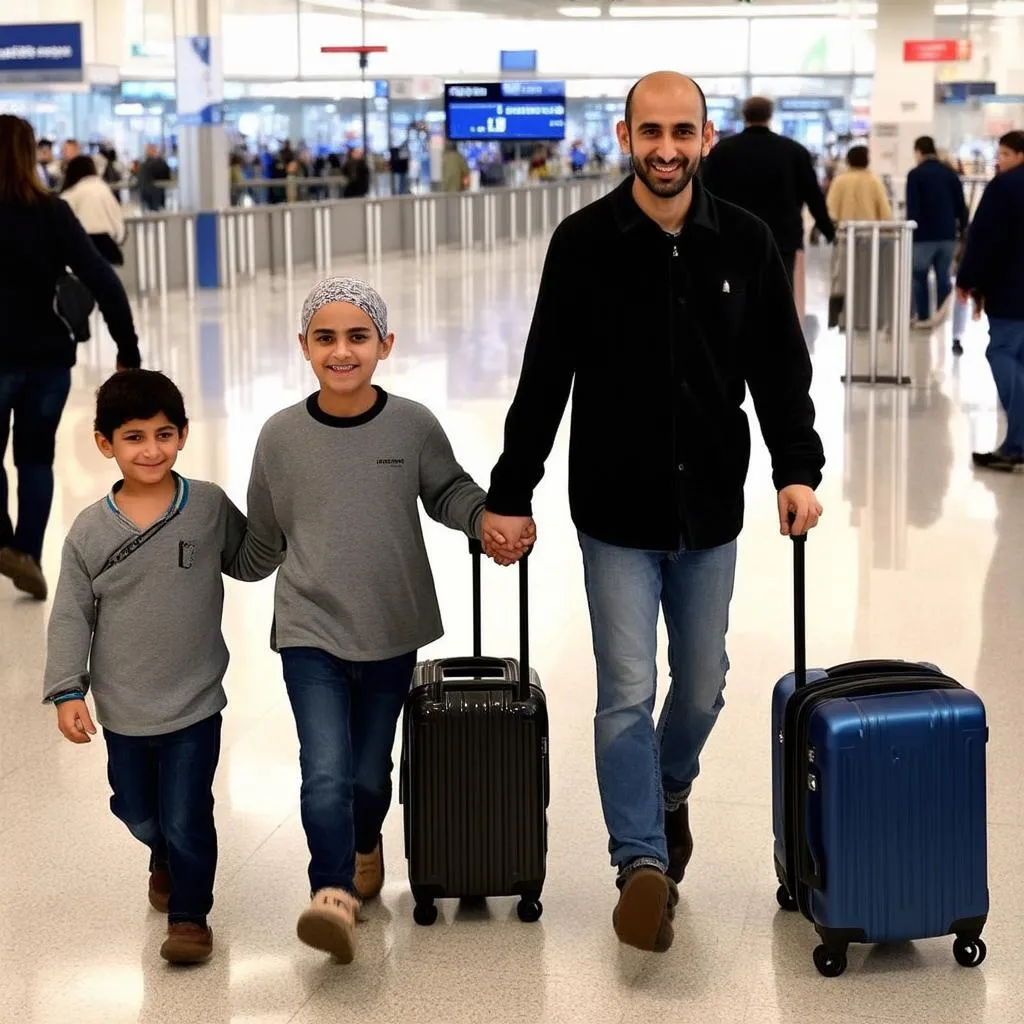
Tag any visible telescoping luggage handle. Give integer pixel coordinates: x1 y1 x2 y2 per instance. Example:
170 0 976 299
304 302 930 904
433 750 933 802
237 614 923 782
791 524 807 690
468 537 531 701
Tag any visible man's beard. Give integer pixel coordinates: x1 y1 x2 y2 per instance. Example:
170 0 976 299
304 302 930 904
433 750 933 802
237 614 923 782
631 149 699 199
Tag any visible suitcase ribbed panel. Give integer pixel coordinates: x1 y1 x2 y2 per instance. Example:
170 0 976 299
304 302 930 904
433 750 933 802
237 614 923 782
808 688 988 942
404 675 547 900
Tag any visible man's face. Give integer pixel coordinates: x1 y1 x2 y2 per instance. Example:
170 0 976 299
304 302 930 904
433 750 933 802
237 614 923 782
616 84 713 200
62 140 79 161
997 145 1024 174
38 144 52 163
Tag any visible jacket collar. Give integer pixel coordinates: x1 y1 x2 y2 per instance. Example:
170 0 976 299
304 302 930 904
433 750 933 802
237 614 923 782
610 173 719 236
743 124 772 134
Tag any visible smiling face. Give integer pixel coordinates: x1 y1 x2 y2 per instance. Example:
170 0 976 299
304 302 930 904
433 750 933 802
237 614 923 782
299 301 394 404
617 74 714 201
95 415 188 488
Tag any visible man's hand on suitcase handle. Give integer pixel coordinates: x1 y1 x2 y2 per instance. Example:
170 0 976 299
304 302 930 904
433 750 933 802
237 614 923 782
481 512 536 566
779 485 823 537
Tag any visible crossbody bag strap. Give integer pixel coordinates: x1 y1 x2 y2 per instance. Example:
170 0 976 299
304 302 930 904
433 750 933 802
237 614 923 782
93 509 182 581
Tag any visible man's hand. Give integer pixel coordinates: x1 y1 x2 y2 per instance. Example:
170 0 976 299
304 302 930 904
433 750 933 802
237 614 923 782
778 485 823 537
956 288 985 321
481 511 536 566
56 699 97 744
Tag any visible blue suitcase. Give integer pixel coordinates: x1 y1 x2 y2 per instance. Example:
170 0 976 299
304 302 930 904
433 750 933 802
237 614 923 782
772 531 989 977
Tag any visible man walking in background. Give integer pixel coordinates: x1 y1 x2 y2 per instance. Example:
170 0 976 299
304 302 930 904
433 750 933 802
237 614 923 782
701 96 835 289
957 131 1024 470
907 136 968 329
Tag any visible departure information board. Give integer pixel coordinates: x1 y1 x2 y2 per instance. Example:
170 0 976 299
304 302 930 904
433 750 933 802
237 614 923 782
445 81 566 141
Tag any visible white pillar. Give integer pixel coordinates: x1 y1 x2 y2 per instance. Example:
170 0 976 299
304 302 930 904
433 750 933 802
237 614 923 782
870 0 937 191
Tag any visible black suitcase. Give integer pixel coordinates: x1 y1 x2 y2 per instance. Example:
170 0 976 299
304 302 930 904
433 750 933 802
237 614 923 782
399 539 548 926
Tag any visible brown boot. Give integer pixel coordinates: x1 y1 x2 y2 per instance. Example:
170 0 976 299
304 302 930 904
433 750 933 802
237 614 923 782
612 866 676 953
666 801 693 884
0 547 47 600
297 888 359 963
160 922 213 964
149 866 171 913
354 837 384 901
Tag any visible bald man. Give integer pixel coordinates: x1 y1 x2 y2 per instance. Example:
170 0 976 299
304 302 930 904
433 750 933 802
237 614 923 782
483 72 825 952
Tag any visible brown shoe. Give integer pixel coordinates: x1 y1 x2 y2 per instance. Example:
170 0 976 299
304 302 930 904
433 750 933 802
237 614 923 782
666 801 693 884
612 867 675 952
149 866 171 913
354 837 384 901
160 922 213 964
0 547 47 600
297 888 359 963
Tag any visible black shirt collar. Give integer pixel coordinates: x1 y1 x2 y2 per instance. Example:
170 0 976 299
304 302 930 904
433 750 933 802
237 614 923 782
610 173 719 236
305 385 388 428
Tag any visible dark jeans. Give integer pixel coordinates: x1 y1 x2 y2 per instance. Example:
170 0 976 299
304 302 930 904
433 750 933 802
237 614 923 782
104 712 222 926
986 318 1024 457
0 367 72 561
281 647 416 897
912 239 956 322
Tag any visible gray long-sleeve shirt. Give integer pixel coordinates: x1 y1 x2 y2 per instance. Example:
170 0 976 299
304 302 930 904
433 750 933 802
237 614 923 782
42 476 252 737
231 389 487 662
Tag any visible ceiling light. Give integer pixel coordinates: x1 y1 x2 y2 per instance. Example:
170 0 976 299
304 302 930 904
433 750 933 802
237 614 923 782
557 5 602 15
608 3 877 18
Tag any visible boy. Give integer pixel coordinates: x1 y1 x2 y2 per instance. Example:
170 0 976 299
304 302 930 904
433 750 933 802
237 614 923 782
232 276 532 963
42 369 269 965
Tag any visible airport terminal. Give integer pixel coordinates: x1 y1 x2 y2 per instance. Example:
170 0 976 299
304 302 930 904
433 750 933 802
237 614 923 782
1 1 1024 1022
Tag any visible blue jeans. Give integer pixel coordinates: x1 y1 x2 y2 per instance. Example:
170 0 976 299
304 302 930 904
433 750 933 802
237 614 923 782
0 368 72 561
104 713 222 926
912 240 956 322
578 532 737 871
986 318 1024 457
281 647 416 897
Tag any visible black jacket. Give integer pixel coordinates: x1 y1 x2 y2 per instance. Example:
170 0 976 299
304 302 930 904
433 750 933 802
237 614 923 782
0 195 141 369
701 126 835 253
906 158 968 243
956 164 1024 320
486 176 825 552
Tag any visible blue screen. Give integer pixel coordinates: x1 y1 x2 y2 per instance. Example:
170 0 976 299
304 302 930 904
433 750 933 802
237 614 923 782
500 50 537 72
445 81 566 142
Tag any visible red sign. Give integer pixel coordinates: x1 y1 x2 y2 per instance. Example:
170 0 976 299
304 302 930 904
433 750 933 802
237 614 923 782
903 39 972 62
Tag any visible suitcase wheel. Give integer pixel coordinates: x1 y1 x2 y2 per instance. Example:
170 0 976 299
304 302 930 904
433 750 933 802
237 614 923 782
413 900 438 927
953 936 986 968
516 897 543 924
775 885 798 913
813 944 848 978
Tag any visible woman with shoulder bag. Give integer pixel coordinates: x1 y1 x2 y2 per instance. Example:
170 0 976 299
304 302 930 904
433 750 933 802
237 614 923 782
0 115 141 601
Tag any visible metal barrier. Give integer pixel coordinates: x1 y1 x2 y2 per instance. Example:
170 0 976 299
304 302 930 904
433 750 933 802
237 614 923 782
118 177 618 300
836 220 916 386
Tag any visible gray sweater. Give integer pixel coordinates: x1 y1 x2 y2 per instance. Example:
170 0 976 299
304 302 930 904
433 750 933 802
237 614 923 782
232 389 487 661
42 476 253 736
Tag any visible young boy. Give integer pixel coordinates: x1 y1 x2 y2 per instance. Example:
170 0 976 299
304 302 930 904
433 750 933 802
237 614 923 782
42 369 270 966
232 276 532 963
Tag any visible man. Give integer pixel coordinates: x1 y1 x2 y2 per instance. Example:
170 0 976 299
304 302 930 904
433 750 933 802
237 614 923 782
137 144 171 213
37 138 56 188
957 130 1024 470
481 72 825 953
906 136 968 328
701 96 835 287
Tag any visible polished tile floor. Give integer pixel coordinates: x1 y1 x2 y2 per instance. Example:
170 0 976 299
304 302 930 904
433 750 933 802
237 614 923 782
2 234 1022 1024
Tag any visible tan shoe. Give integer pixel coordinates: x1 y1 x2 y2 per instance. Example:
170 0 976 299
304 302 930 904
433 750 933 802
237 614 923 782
160 922 213 964
149 866 171 913
354 838 384 901
297 888 359 963
0 547 47 600
612 867 675 952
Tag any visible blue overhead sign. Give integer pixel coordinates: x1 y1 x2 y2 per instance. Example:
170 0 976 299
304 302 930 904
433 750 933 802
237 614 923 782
445 81 566 142
0 23 84 83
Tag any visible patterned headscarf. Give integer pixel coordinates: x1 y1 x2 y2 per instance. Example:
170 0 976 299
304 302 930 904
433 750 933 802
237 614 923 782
299 276 389 340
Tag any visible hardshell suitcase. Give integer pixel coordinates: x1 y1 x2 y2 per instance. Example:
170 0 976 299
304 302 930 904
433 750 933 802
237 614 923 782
772 530 989 977
400 539 548 926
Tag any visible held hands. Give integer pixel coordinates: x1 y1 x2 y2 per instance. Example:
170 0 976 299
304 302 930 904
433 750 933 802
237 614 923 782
481 511 536 567
56 699 97 744
955 288 985 322
778 485 823 537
